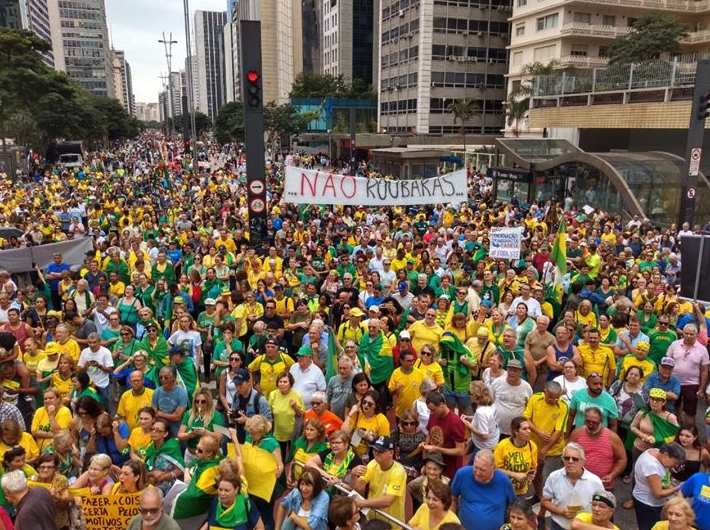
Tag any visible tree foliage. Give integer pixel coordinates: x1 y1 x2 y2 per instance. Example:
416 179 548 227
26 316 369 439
0 28 141 151
289 72 376 99
447 99 480 150
505 93 530 137
214 102 245 144
608 12 689 64
172 111 211 135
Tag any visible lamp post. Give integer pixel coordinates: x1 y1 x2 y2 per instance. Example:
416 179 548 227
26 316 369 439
183 0 197 161
158 33 178 138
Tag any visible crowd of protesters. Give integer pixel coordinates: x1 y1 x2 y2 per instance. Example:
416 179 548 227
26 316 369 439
0 138 707 530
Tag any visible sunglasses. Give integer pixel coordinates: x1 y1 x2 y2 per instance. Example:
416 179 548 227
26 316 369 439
402 421 417 427
361 401 375 408
140 507 161 515
230 357 241 361
562 456 580 462
421 352 433 357
194 399 208 404
311 402 322 406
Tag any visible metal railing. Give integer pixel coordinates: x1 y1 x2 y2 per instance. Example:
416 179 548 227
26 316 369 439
532 58 699 97
560 22 634 38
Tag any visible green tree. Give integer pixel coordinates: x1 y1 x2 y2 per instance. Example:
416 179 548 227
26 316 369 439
608 12 689 64
510 60 573 98
264 102 310 148
172 111 211 135
289 72 376 99
505 93 530 137
447 99 480 151
214 102 245 144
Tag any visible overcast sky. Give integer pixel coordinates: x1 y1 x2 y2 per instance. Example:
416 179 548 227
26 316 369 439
106 0 228 103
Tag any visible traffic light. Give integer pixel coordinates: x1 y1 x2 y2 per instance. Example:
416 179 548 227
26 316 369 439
246 70 261 109
698 93 710 122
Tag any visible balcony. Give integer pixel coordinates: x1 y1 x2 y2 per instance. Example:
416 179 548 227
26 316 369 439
560 22 634 38
559 55 610 68
682 29 710 43
569 0 710 12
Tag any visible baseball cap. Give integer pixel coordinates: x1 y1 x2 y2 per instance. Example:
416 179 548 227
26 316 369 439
169 344 187 356
265 338 279 346
592 490 616 509
506 359 523 370
649 388 667 400
369 306 380 313
232 368 251 384
204 298 216 306
349 307 364 317
660 357 675 368
44 342 60 355
296 345 313 356
273 283 284 290
398 281 409 291
370 436 394 452
399 330 411 339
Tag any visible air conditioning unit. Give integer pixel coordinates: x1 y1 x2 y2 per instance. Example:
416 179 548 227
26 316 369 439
448 55 457 61
399 9 405 16
468 56 477 62
489 58 495 64
477 31 484 37
457 56 466 62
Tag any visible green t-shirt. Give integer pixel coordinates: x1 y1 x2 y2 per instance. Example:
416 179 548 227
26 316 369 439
180 409 224 449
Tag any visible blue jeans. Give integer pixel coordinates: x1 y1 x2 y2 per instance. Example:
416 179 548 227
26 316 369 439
97 384 110 412
442 386 473 414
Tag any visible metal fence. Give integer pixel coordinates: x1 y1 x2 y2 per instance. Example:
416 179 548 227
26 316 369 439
532 58 701 97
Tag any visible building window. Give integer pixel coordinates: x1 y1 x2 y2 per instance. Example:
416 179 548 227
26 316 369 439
598 45 610 57
573 12 591 24
602 15 615 26
515 23 525 36
533 44 556 61
570 45 588 57
512 51 523 65
517 0 527 5
536 13 558 31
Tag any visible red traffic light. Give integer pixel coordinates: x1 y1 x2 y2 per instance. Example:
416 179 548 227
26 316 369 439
247 70 260 83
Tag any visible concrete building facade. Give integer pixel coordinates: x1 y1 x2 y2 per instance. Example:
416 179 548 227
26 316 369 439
194 10 227 121
378 0 512 135
1 0 54 67
111 49 135 115
49 0 114 97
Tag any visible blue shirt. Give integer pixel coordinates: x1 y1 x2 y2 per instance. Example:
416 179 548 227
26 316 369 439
152 385 189 436
451 467 515 530
679 472 710 530
280 489 329 530
45 261 70 290
643 372 681 412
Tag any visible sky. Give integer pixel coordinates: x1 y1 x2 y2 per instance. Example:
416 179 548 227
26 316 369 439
105 0 228 104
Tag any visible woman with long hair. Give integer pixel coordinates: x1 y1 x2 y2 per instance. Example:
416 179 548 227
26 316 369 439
129 406 156 461
493 417 537 498
305 430 362 493
341 389 390 457
177 387 224 464
112 459 144 493
672 426 709 482
274 467 330 530
286 418 329 487
268 371 305 458
144 418 185 495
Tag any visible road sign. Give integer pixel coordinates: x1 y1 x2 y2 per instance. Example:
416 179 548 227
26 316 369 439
688 187 697 199
690 147 702 177
249 181 264 194
250 198 265 213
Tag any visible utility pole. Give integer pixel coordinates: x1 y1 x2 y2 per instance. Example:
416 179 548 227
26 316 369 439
159 73 169 136
159 32 178 138
679 59 710 227
183 0 197 161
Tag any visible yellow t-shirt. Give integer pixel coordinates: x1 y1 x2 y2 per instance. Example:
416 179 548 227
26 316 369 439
351 413 391 456
407 320 444 354
0 432 40 462
388 367 427 418
248 354 295 398
523 393 568 456
494 437 538 495
22 349 46 378
618 355 656 383
413 359 444 387
117 388 155 431
55 339 81 363
128 427 152 459
408 505 461 530
361 459 407 523
268 390 305 442
578 343 616 380
50 373 73 403
31 406 72 453
575 513 620 530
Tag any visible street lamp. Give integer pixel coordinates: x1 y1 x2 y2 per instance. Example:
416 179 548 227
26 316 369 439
158 33 178 138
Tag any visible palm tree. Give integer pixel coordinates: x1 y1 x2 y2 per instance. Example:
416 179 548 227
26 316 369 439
511 60 575 98
505 93 530 137
447 99 480 153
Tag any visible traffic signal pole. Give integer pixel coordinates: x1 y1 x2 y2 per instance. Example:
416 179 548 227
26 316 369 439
679 59 710 228
240 21 268 244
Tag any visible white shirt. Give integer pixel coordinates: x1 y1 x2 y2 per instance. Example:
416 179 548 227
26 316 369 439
491 377 533 435
472 403 500 450
543 468 605 530
290 362 326 408
78 346 113 388
633 450 669 507
511 296 542 318
91 305 117 335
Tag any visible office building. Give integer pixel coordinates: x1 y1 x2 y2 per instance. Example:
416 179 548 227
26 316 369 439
1 0 54 67
112 49 135 115
48 0 114 97
231 0 303 105
194 10 227 121
323 0 378 85
378 0 511 135
302 0 322 73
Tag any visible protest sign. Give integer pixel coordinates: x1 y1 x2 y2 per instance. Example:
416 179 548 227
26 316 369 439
81 492 141 530
490 227 523 260
284 167 467 206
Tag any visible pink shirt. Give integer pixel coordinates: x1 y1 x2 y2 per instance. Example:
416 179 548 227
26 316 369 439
667 339 709 385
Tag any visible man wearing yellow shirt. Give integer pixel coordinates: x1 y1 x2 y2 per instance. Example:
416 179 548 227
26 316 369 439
352 436 407 523
387 351 426 419
408 309 444 354
578 329 616 387
248 339 295 397
214 228 237 253
117 370 155 430
53 324 81 363
524 381 568 498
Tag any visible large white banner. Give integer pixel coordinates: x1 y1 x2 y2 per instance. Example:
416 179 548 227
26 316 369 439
489 227 523 260
283 167 468 206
